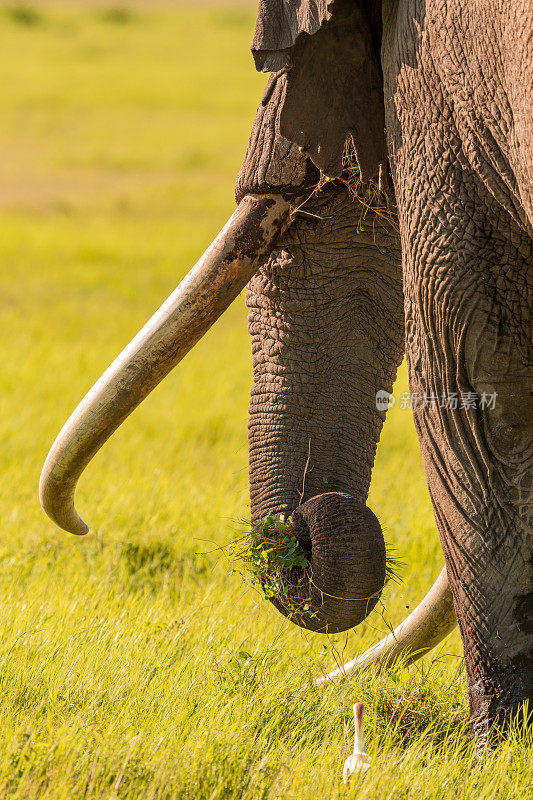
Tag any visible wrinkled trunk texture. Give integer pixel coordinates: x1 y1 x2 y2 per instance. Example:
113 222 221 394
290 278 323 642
238 66 404 537
247 186 403 519
383 0 533 739
245 184 404 629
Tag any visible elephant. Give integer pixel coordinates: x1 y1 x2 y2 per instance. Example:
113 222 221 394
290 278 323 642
40 0 532 742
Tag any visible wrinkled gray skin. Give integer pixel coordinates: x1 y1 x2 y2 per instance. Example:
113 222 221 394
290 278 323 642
239 0 532 740
245 190 403 517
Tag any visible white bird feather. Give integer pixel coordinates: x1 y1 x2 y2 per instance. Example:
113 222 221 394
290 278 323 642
343 702 371 782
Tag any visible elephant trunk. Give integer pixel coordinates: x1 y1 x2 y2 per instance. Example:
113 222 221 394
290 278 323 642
39 194 291 535
246 186 405 633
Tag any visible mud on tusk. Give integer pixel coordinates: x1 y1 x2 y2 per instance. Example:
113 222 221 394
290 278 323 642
39 194 291 536
316 567 456 685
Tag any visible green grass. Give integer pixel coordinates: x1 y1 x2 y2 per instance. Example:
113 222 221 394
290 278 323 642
0 3 530 797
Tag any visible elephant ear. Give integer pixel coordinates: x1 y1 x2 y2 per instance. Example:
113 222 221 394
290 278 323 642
251 0 386 183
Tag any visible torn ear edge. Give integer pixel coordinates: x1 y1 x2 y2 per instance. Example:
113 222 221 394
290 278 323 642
251 0 387 185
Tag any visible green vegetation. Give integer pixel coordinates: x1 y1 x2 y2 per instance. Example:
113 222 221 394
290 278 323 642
99 7 136 26
230 513 312 616
3 3 42 26
0 3 530 797
314 136 399 244
240 515 309 593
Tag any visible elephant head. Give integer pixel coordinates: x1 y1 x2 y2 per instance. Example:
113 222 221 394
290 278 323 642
40 0 456 668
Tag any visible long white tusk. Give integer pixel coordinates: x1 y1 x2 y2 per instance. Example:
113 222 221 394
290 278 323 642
39 194 291 536
315 566 456 685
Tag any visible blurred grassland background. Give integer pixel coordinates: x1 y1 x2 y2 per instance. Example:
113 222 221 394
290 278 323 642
0 3 530 798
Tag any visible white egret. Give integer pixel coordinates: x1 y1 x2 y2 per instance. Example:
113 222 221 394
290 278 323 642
343 702 371 782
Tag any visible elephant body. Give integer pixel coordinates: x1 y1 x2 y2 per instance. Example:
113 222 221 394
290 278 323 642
40 0 532 742
240 0 532 737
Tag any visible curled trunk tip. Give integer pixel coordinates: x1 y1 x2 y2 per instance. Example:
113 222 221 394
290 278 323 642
260 492 387 634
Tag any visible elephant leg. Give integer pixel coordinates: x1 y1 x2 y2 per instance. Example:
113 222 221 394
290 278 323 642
383 0 533 739
405 219 533 739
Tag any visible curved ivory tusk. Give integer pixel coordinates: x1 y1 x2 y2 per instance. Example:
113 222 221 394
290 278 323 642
314 566 456 685
40 194 291 535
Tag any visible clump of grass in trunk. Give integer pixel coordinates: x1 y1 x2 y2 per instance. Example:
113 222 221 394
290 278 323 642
384 550 404 587
296 134 399 247
230 513 402 621
338 134 398 233
229 513 312 617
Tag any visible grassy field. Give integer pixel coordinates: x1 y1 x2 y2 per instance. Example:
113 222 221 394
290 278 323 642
0 3 530 798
